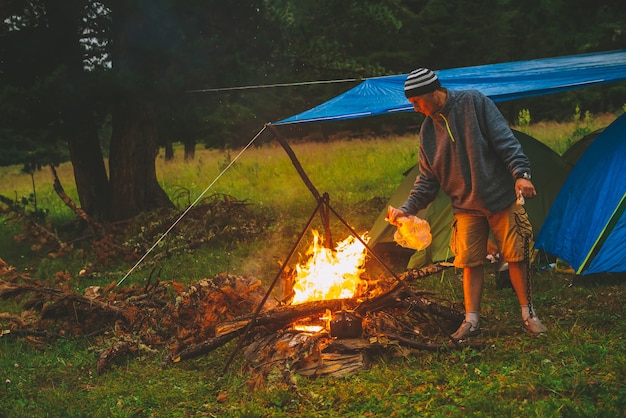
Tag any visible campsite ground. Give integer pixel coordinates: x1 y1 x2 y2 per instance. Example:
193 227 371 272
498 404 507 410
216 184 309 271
0 113 624 416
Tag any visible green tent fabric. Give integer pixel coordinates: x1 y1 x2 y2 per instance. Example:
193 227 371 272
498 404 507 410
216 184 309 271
562 128 604 167
368 130 572 268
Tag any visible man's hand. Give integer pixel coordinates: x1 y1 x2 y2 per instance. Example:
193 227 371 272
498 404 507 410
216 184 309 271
386 206 407 226
515 178 537 202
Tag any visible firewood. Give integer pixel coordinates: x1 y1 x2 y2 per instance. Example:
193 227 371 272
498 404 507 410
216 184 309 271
169 299 348 363
215 299 350 337
323 337 371 351
174 265 462 364
168 329 246 364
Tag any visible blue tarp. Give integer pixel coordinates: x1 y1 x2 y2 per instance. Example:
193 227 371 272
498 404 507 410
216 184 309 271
535 114 626 274
275 49 626 125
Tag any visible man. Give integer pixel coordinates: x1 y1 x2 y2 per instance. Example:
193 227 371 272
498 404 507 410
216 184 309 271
387 68 547 341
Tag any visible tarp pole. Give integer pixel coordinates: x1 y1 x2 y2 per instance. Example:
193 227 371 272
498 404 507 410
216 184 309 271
267 123 333 248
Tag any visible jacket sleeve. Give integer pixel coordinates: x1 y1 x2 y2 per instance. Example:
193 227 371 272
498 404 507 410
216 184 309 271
398 147 440 215
478 94 531 178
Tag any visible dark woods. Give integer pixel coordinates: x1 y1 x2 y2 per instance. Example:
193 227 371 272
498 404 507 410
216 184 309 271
1 0 625 220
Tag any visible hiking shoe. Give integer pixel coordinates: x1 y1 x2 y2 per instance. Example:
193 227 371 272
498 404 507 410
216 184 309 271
524 316 547 334
451 321 481 341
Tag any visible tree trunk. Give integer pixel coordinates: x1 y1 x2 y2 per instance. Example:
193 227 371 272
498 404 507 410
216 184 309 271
164 140 174 161
183 140 195 161
43 0 111 220
67 125 111 220
107 0 174 221
109 100 174 221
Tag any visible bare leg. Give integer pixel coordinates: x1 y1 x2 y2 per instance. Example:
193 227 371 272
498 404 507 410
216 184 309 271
508 261 529 306
463 265 484 313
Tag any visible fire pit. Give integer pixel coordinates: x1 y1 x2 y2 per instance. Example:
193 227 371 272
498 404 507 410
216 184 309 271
237 271 465 382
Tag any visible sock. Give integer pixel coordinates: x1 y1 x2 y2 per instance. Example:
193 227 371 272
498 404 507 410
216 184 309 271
465 311 480 328
521 305 531 321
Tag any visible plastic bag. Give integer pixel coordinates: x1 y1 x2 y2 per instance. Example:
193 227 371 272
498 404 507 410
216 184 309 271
388 207 432 251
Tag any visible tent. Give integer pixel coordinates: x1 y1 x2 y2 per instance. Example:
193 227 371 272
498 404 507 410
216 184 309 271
367 130 573 268
274 49 626 126
561 128 604 167
535 113 626 274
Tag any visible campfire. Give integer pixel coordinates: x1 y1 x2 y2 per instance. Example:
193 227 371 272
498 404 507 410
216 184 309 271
192 129 467 382
166 129 470 384
187 227 468 384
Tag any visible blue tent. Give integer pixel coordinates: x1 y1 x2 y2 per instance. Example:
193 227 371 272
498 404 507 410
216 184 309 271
535 114 626 274
275 49 626 125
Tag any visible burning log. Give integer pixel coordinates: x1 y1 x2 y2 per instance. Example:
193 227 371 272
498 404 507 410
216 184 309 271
215 299 349 336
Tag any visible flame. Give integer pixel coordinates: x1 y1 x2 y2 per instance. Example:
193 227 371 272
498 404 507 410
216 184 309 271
291 230 369 305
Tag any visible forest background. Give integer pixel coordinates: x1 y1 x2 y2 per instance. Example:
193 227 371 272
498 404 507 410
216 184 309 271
1 0 626 223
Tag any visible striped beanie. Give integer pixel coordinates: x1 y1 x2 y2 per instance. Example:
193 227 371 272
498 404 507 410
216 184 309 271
404 68 441 98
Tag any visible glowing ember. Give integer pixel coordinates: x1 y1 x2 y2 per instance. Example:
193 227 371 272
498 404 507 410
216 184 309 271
292 324 325 333
291 230 369 305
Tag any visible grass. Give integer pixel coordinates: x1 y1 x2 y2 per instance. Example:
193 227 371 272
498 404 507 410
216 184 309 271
1 114 625 416
1 270 624 416
512 111 617 155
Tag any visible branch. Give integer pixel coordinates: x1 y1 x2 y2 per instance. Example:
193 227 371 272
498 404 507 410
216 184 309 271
49 164 103 235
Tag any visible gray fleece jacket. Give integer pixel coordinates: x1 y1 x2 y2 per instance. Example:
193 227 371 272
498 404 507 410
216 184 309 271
399 89 531 217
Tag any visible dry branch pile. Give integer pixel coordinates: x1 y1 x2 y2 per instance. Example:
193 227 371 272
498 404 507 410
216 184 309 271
1 175 269 279
0 257 474 384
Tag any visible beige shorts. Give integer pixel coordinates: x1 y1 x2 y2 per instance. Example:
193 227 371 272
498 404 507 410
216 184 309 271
451 203 533 268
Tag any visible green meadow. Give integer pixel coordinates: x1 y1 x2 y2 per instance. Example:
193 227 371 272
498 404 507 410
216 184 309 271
0 112 624 417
